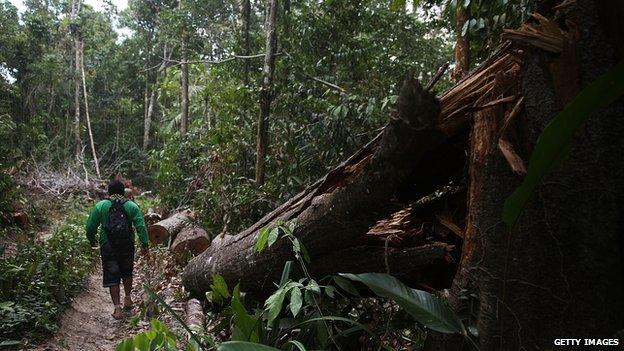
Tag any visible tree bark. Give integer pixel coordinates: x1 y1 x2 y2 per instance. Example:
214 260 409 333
179 0 189 139
452 4 470 81
427 1 624 349
79 40 101 179
71 0 82 161
185 298 204 336
242 0 252 85
254 0 278 186
148 210 194 244
183 75 443 297
309 243 450 280
180 42 189 138
143 29 154 151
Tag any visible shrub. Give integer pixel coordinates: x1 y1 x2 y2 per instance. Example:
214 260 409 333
0 213 94 341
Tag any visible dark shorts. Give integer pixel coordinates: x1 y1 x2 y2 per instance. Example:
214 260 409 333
100 242 135 287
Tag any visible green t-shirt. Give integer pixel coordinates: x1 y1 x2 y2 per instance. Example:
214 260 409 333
85 196 149 248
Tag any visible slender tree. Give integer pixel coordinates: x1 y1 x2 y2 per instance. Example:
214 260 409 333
180 27 189 137
79 40 101 178
242 0 252 85
70 0 82 160
143 28 154 151
255 0 278 186
452 2 470 81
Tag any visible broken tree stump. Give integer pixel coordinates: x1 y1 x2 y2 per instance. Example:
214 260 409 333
148 210 193 244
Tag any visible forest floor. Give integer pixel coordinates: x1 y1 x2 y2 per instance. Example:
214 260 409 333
34 248 187 351
6 187 189 351
35 262 134 351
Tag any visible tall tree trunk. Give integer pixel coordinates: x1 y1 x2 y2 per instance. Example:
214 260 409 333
254 0 278 186
427 1 624 349
144 84 157 151
180 41 189 138
79 40 101 179
143 29 154 151
71 0 82 161
452 4 470 81
242 0 252 85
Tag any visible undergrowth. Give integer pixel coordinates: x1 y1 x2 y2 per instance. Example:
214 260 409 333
0 211 94 344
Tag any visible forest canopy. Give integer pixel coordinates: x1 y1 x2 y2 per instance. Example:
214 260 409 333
0 0 533 233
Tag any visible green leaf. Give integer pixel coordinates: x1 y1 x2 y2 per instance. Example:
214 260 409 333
325 285 336 298
255 227 270 252
279 261 293 286
115 339 134 351
133 333 150 350
231 284 260 342
306 279 321 294
389 0 406 12
290 288 303 317
143 284 205 349
292 238 301 254
217 341 280 351
503 60 624 228
264 285 289 325
267 227 280 247
287 220 296 234
211 274 230 299
341 273 466 335
332 275 360 296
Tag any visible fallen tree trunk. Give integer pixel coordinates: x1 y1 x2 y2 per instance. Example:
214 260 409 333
183 76 443 297
148 210 193 244
171 226 210 257
309 243 451 278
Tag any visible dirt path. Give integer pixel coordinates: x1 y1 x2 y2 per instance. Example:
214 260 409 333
36 262 136 351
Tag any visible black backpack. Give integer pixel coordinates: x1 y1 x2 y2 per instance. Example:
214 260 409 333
105 199 134 253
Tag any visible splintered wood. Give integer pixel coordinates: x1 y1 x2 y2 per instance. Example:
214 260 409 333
364 10 576 266
502 14 570 53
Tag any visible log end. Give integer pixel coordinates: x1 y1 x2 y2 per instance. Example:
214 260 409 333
171 226 210 256
148 225 169 244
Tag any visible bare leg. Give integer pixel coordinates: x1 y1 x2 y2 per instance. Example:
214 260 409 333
122 277 132 296
109 284 121 305
122 277 133 309
109 284 123 319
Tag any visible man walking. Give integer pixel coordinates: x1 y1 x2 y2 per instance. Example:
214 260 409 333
86 180 149 319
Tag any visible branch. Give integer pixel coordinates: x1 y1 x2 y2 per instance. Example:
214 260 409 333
283 51 348 94
140 52 282 72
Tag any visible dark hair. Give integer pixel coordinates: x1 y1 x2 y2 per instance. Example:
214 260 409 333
108 180 125 196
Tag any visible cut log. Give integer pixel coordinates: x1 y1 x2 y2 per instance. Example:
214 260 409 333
144 207 164 226
171 226 210 257
148 210 193 244
185 298 204 335
182 75 444 297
